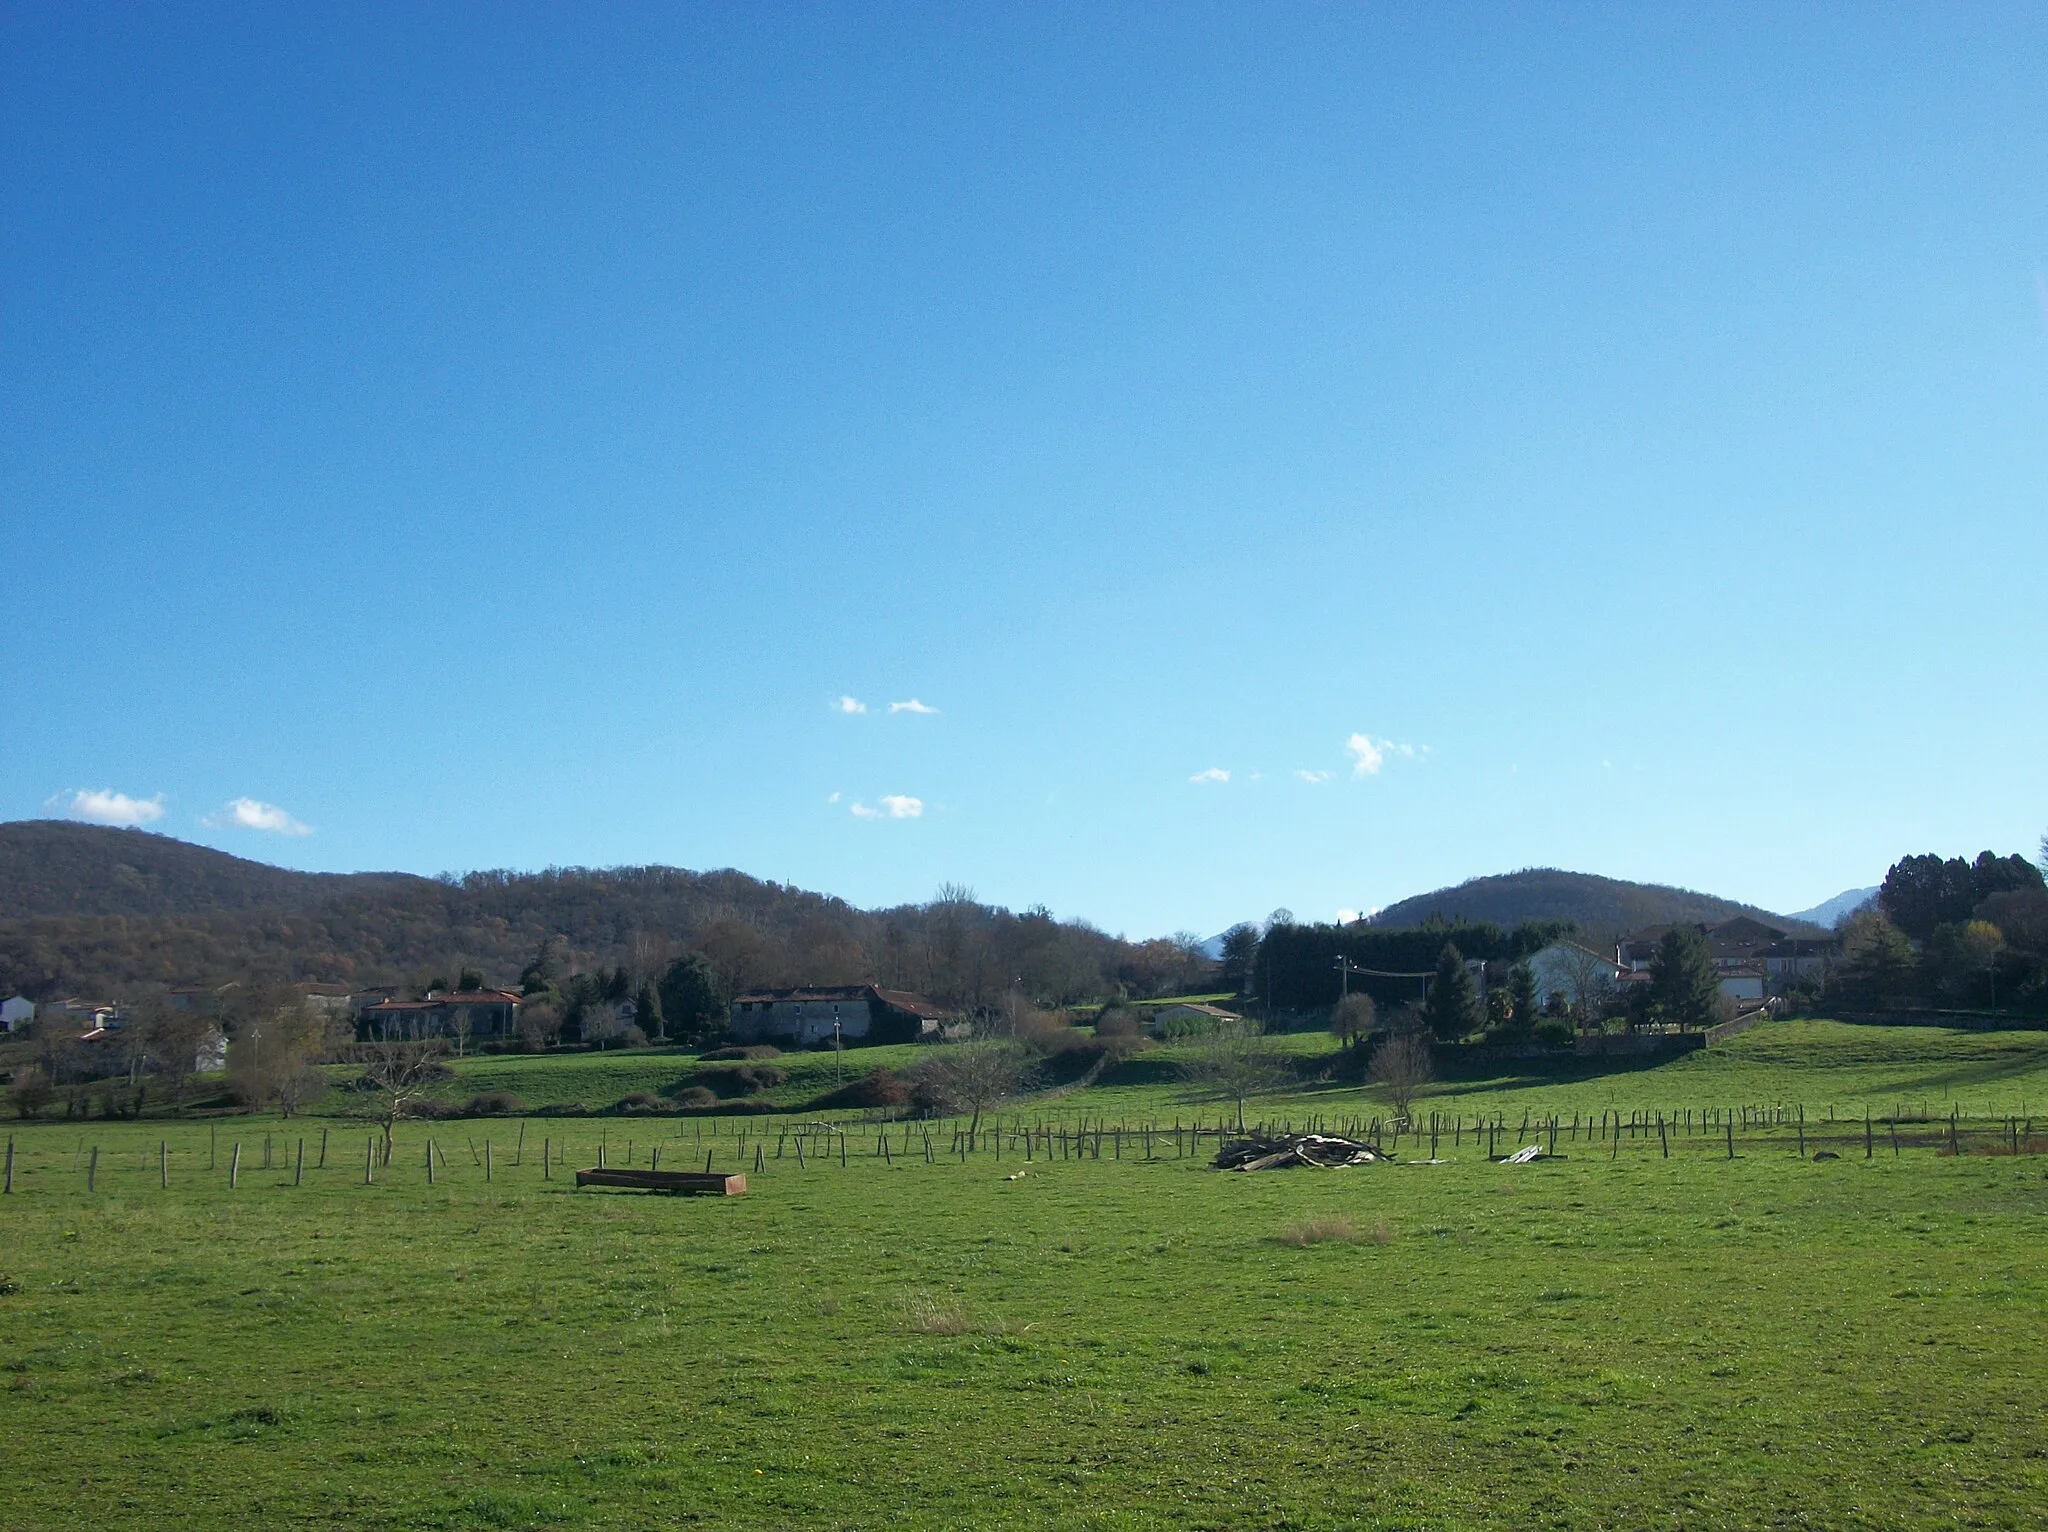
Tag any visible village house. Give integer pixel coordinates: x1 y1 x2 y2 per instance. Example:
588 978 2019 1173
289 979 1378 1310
728 984 947 1047
1 995 34 1033
1145 1001 1242 1036
361 988 523 1042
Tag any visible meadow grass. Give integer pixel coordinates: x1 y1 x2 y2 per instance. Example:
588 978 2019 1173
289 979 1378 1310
3 1021 2046 1528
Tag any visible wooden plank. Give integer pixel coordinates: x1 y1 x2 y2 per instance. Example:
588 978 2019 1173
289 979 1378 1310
574 1168 746 1196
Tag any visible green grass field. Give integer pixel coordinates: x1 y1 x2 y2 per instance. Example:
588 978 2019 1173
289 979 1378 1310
3 1021 2046 1529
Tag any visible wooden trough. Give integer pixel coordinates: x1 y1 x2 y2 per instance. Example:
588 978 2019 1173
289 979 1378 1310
574 1167 746 1196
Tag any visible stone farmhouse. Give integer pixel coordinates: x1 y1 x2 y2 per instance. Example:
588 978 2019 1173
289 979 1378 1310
728 984 947 1047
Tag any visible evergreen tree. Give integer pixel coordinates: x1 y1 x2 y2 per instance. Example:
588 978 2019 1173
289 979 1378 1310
1647 925 1722 1030
634 981 664 1043
1423 942 1481 1041
1505 962 1538 1038
658 954 724 1045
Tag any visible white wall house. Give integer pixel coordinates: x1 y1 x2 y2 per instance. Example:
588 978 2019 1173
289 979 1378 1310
1 995 34 1032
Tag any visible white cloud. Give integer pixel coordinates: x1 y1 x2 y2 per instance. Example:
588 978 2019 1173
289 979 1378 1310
1336 908 1360 924
46 788 165 827
888 699 938 715
834 696 868 714
1189 768 1230 784
1346 734 1417 778
827 791 842 804
1295 769 1333 784
850 794 924 820
208 797 313 836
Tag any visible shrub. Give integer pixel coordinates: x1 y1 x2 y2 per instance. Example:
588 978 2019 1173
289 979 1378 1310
613 1091 667 1114
536 1101 588 1117
668 1086 718 1110
688 1063 788 1097
1532 1019 1576 1051
408 1097 461 1120
699 1045 781 1061
805 1067 910 1112
464 1092 528 1115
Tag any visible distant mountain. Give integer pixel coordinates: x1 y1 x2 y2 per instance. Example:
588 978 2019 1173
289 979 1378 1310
1366 868 1824 941
0 820 1182 1004
1786 886 1879 929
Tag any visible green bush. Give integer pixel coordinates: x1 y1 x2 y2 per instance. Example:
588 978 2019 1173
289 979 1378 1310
699 1044 782 1061
464 1092 527 1116
1532 1019 1576 1051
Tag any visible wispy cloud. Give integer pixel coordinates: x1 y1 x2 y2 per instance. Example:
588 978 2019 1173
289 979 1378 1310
850 794 924 820
1294 769 1333 784
207 798 313 836
888 699 938 715
1336 908 1360 924
827 791 842 804
1189 767 1230 784
45 788 165 827
834 696 868 715
1346 733 1416 778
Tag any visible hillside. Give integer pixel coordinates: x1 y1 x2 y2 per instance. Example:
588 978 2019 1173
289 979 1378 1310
0 821 1197 1007
0 820 426 917
1366 868 1824 941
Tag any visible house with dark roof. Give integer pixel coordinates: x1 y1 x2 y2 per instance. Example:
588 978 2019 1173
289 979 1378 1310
728 984 947 1046
361 989 523 1042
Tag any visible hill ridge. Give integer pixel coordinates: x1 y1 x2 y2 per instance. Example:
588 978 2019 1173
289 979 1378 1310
1367 867 1824 940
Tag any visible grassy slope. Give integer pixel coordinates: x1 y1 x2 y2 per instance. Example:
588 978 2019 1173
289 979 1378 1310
0 1108 2042 1529
389 1020 2048 1126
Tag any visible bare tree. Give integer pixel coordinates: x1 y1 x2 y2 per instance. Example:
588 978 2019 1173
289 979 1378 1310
1553 943 1618 1027
1367 1031 1434 1125
517 1001 563 1052
911 1041 1033 1136
1178 1019 1292 1132
352 1039 449 1160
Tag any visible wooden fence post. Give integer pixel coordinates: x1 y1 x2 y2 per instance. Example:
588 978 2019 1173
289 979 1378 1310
161 1140 169 1189
426 1140 435 1185
230 1142 241 1189
4 1136 12 1195
365 1136 374 1185
319 1126 328 1168
543 1137 551 1181
295 1137 304 1186
88 1144 98 1192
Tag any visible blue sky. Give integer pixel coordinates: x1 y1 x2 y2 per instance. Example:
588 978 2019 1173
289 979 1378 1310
4 4 2045 937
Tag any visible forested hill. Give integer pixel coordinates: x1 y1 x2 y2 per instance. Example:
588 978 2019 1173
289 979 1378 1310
0 822 1201 1007
1368 868 1823 941
0 820 426 916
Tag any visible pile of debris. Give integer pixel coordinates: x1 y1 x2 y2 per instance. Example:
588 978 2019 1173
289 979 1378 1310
1214 1133 1394 1171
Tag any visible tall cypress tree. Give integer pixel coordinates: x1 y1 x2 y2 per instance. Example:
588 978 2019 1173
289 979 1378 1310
1647 925 1722 1030
1505 962 1538 1038
1424 942 1482 1041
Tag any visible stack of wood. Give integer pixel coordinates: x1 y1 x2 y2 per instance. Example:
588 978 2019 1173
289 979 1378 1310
1214 1133 1393 1171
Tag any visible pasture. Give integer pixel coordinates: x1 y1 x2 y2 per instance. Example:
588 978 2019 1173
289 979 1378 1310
2 1022 2046 1529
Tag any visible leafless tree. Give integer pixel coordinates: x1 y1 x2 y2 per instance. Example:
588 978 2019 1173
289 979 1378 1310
911 1041 1033 1136
351 1038 450 1160
1367 1031 1434 1125
1554 943 1618 1027
1178 1019 1292 1132
517 1001 563 1052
